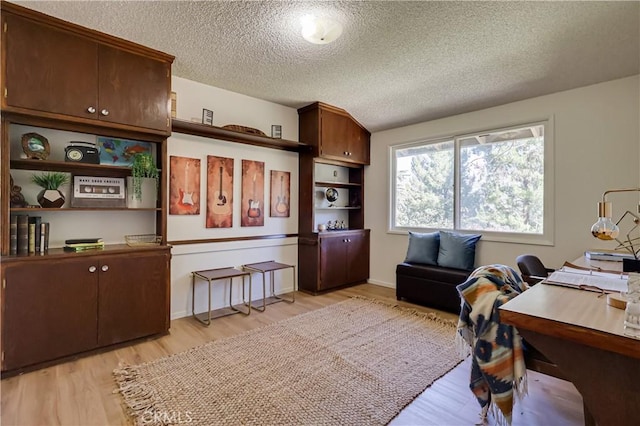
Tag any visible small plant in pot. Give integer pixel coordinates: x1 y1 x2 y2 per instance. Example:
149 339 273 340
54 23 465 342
128 153 159 208
32 172 69 208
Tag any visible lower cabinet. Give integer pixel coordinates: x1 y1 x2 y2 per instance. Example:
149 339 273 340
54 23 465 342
299 229 370 293
1 246 170 373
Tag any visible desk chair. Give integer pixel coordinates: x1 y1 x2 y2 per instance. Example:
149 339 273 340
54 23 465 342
516 254 555 286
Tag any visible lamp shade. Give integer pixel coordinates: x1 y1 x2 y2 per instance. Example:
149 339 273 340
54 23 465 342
300 15 343 44
591 201 620 240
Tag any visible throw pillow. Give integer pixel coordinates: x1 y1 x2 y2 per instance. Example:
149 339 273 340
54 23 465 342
437 230 481 270
404 231 440 265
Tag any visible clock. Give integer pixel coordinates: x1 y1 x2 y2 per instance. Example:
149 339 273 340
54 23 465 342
64 142 100 164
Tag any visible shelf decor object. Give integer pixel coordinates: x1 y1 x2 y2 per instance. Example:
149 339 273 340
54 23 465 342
21 133 50 160
31 172 69 208
590 187 640 271
125 234 162 247
128 153 159 208
222 124 266 136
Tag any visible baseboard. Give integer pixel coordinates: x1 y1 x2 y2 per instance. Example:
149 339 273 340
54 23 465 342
367 279 395 289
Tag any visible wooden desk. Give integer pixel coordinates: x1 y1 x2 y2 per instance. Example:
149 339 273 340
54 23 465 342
500 261 639 426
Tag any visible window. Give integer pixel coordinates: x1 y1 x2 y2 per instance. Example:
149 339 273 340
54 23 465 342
390 121 554 245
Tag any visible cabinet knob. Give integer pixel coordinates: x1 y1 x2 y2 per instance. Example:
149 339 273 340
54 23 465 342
87 106 96 114
343 151 348 155
100 109 110 116
89 266 97 273
101 265 109 272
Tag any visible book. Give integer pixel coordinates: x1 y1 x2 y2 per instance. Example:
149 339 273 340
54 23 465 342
17 214 29 254
65 241 105 249
28 223 36 253
63 245 104 252
544 267 628 293
585 249 635 262
9 215 17 255
64 238 103 245
40 222 50 252
29 216 42 252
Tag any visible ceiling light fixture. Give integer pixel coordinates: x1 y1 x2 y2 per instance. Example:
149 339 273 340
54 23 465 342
300 15 342 45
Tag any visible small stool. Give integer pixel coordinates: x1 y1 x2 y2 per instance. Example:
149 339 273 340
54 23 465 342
191 267 251 326
242 260 295 312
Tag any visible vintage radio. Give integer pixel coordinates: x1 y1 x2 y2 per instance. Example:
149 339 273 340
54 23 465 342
65 141 100 164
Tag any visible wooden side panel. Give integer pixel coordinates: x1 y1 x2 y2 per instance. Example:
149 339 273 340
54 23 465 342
298 237 320 293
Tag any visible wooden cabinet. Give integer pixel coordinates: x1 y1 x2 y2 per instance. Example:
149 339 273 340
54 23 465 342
1 247 170 373
2 4 173 135
0 3 173 376
299 230 370 293
298 102 370 165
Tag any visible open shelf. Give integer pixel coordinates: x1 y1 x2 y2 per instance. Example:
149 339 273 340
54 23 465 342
10 159 132 177
315 206 361 210
314 180 362 188
172 119 309 152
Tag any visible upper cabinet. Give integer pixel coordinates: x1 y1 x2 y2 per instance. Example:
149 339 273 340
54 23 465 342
1 3 174 136
298 102 370 165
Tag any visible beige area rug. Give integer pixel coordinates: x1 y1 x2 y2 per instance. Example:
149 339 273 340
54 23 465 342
114 297 464 426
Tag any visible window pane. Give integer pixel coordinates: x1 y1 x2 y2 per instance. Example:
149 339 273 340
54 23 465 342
395 141 454 228
459 125 544 233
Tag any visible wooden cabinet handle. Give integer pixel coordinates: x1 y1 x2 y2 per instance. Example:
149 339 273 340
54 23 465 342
89 266 97 273
100 109 109 116
87 106 96 114
101 265 109 272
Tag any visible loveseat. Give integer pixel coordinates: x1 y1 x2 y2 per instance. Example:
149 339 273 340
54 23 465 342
395 230 480 314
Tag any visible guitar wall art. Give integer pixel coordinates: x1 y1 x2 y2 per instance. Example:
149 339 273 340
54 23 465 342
270 170 291 217
169 156 201 215
241 159 264 227
206 155 233 228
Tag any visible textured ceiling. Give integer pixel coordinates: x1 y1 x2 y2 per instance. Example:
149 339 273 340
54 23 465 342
14 1 640 132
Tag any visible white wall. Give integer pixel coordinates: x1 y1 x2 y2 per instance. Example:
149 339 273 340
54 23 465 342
169 76 299 319
366 75 640 288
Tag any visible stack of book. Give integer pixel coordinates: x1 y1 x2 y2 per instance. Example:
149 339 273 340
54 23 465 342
63 238 104 252
10 215 50 255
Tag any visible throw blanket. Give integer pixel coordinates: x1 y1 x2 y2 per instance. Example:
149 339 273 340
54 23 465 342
456 264 528 425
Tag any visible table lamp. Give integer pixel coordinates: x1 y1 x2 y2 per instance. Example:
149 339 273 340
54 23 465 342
591 187 640 271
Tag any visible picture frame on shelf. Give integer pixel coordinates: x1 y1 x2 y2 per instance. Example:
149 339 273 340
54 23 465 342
21 132 50 160
70 176 126 208
202 109 213 126
271 125 282 139
96 137 153 166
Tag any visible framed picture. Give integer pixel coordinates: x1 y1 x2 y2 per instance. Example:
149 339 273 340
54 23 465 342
97 137 152 166
169 156 201 215
270 170 290 217
202 109 213 126
271 125 282 139
241 160 264 227
21 133 50 160
206 156 234 228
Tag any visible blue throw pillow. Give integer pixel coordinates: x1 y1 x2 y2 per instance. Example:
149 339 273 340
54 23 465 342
404 231 440 265
437 231 481 270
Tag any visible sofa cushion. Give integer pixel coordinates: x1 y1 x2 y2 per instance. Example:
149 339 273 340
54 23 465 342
404 231 440 265
437 230 481 271
396 262 470 284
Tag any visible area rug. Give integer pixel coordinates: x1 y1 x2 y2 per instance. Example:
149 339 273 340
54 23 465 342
114 297 464 426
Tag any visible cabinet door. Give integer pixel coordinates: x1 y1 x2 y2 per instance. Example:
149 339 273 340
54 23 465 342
320 110 351 159
346 232 370 283
98 46 170 132
2 259 98 371
319 236 347 290
348 122 370 165
3 13 98 118
97 251 169 346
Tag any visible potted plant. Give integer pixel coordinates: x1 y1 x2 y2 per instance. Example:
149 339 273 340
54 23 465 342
32 172 69 208
128 152 159 208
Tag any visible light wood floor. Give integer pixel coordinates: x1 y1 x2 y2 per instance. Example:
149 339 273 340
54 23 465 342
1 283 583 426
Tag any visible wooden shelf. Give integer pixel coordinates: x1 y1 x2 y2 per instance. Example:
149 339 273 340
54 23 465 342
314 180 362 188
171 119 309 152
10 207 160 212
315 206 361 210
10 159 132 177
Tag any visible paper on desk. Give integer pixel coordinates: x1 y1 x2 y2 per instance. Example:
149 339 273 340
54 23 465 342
545 270 628 293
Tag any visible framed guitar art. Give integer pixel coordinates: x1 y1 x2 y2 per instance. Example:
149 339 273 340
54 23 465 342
169 156 201 215
206 155 233 228
270 170 290 217
241 159 264 227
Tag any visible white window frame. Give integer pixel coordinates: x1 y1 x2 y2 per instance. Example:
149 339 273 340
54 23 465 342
388 118 555 246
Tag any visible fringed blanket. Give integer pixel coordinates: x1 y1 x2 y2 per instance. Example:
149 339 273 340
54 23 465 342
456 264 529 425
